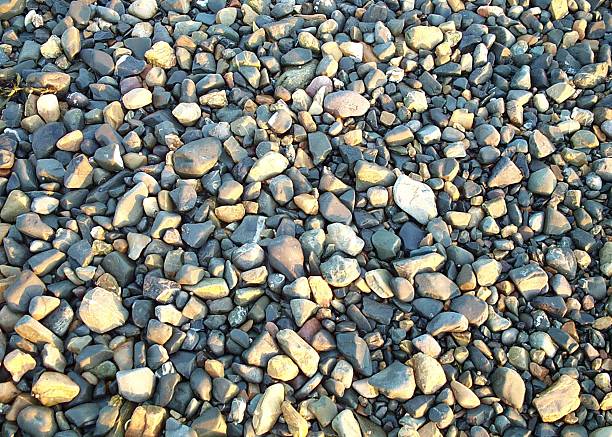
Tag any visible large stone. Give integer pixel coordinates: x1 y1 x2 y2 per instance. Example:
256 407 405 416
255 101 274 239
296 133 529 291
276 329 320 377
252 383 285 435
173 137 222 178
323 91 370 118
116 368 156 402
78 288 128 333
368 361 416 400
509 263 548 299
17 406 57 437
332 410 362 437
32 372 80 406
321 255 361 287
490 367 525 409
0 0 25 19
406 25 444 50
246 151 289 182
411 353 446 395
532 375 581 422
267 235 305 281
393 174 438 224
113 182 148 227
4 270 45 313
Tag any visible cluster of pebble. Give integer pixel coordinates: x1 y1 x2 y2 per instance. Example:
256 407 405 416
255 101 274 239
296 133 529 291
0 0 611 435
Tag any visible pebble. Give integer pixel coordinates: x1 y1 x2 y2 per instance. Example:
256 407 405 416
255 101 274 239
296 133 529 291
78 288 128 334
0 0 609 434
116 368 156 402
533 375 581 422
32 372 80 406
393 174 438 224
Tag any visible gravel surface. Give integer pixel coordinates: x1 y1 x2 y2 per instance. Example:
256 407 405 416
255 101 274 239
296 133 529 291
0 0 611 436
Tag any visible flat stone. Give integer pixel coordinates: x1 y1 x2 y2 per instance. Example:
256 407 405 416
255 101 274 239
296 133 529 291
32 372 80 406
533 375 581 422
324 91 370 118
393 174 438 224
78 288 128 333
276 329 320 377
116 368 155 402
368 361 416 400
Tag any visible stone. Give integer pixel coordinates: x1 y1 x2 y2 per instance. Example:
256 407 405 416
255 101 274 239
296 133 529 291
490 367 525 409
406 26 444 50
533 375 581 422
276 329 320 377
32 372 80 406
368 361 416 400
332 410 362 437
145 41 176 68
113 182 148 227
78 288 128 333
267 235 305 281
4 270 45 313
393 174 438 224
411 353 446 395
173 137 222 178
0 0 25 19
326 223 364 256
246 151 289 182
172 102 201 126
337 332 373 376
324 91 370 118
509 264 548 299
321 255 361 287
128 0 158 19
267 355 300 381
122 88 152 109
252 383 284 435
116 368 156 402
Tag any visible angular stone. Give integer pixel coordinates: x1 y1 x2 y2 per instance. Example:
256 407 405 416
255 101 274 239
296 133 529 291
533 375 580 422
411 353 446 395
116 368 155 402
32 372 80 406
173 137 222 178
393 174 437 224
490 367 525 409
78 288 128 333
267 236 305 281
276 329 320 377
368 361 416 401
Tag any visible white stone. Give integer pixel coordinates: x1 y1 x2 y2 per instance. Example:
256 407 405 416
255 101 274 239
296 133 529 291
326 223 365 256
37 94 61 123
172 102 201 126
116 368 155 402
78 288 128 333
393 174 438 224
127 0 158 19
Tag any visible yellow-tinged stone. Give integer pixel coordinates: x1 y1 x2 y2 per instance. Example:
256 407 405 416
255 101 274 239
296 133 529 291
3 350 36 382
214 204 245 223
550 0 568 20
532 374 580 422
125 405 167 437
32 372 80 406
282 401 309 437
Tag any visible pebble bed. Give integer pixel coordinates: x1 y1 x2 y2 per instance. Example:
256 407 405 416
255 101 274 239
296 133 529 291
0 0 611 436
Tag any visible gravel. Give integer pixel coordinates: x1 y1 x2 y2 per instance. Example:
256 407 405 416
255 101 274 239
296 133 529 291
0 0 610 435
